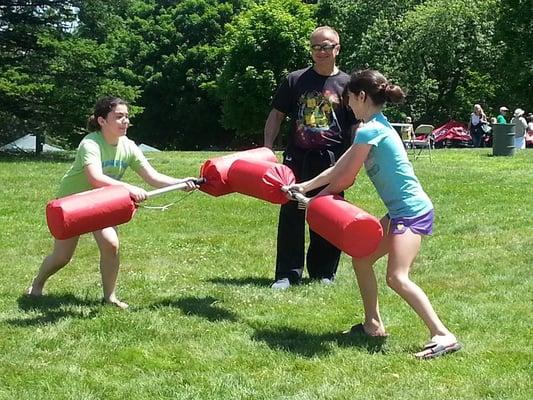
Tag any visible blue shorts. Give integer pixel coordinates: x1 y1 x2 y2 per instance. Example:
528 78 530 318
387 209 434 235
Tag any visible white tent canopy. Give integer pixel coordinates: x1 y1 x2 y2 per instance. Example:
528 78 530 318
138 143 161 153
0 134 64 152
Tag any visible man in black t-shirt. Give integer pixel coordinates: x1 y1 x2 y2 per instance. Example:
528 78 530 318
264 26 357 289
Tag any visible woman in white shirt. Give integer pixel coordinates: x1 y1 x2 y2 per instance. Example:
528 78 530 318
468 104 488 148
510 108 528 149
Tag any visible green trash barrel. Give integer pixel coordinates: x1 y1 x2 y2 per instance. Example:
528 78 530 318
492 123 515 156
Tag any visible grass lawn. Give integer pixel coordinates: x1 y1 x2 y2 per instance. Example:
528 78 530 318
0 148 531 399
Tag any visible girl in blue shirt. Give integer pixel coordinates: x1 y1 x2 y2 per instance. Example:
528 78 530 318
287 69 461 359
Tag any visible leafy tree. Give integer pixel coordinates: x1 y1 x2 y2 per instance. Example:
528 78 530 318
0 1 77 145
0 1 139 149
315 0 423 70
217 0 315 143
493 0 533 112
2 0 527 151
103 0 250 149
355 0 499 125
38 34 140 147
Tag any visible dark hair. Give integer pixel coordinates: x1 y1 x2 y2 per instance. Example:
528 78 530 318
86 96 128 131
346 69 405 106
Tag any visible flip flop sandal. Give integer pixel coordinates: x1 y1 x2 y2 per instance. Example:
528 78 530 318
416 341 462 359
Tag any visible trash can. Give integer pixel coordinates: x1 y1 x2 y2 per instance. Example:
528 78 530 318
492 123 515 156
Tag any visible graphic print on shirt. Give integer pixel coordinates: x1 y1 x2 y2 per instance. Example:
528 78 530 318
102 159 128 180
295 90 342 149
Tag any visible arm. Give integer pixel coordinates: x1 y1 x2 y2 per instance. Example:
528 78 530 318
264 108 285 149
350 120 362 142
85 163 148 202
136 163 195 189
296 143 371 195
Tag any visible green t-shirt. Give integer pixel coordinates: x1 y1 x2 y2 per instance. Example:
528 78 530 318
57 132 148 197
496 114 507 124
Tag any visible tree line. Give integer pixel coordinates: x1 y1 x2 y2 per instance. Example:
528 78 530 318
1 0 531 150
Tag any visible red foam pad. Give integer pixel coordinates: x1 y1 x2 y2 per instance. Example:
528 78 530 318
227 159 295 204
199 147 277 197
46 185 136 240
306 194 383 258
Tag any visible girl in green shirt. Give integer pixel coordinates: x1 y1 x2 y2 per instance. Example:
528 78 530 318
28 96 196 308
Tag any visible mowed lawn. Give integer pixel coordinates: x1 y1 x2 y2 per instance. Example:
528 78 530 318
0 149 531 400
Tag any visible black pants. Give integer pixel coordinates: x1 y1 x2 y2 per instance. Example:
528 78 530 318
471 125 483 148
275 147 343 283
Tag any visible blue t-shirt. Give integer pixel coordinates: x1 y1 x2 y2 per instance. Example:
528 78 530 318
354 113 433 218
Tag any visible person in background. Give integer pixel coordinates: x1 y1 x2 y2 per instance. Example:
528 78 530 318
510 108 528 149
496 106 509 124
400 116 414 144
263 26 357 290
525 113 533 148
285 69 461 359
28 96 197 308
468 104 487 148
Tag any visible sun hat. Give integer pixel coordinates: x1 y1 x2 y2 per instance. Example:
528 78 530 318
513 108 524 117
499 106 509 112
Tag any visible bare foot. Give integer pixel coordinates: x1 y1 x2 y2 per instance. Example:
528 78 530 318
103 298 129 309
27 281 43 297
363 323 389 337
364 327 389 337
362 319 388 337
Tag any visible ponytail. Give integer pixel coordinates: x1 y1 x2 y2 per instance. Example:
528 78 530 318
384 84 405 104
347 69 405 106
86 115 100 131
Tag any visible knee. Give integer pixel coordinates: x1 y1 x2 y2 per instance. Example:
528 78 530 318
352 257 375 271
100 238 120 256
386 273 410 292
53 253 73 267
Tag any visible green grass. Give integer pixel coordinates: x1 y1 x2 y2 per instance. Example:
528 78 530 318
0 149 531 399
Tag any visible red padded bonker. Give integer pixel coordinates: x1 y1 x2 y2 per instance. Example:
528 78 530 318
306 194 383 258
46 185 136 240
227 159 295 205
199 147 277 197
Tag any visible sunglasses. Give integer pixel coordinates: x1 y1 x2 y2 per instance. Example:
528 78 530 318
310 43 338 52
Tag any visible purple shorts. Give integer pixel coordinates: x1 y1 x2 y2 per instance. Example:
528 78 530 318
388 209 434 235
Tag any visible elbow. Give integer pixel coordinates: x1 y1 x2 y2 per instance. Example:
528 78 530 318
85 173 99 187
267 109 285 127
342 175 356 190
329 175 355 193
85 171 110 189
87 176 104 189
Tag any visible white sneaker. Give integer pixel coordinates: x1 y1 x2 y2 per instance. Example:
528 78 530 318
320 278 334 285
271 278 291 290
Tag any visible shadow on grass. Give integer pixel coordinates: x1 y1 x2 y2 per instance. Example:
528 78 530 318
149 296 239 322
206 277 273 287
252 326 387 357
7 294 101 326
207 277 325 288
